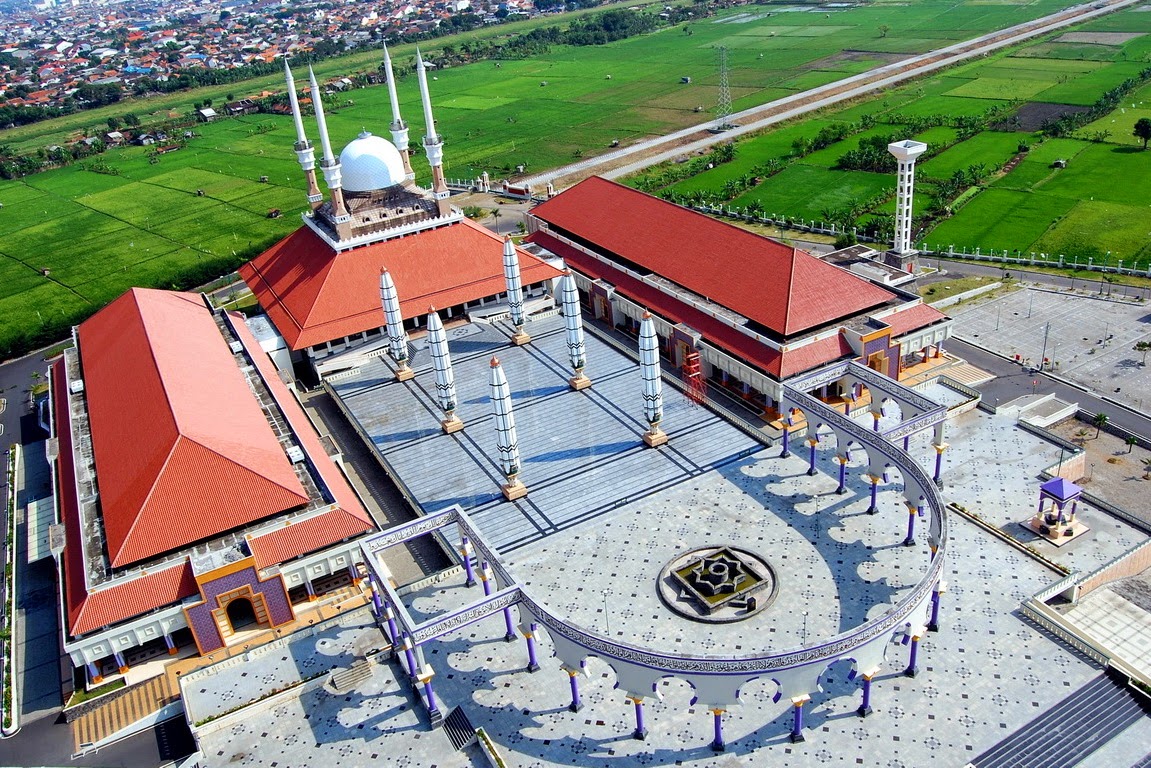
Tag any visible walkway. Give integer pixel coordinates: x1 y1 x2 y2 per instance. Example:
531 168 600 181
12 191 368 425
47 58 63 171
71 675 177 753
971 671 1151 768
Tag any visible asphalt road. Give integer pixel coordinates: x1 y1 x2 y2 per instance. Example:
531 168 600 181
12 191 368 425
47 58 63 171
921 257 1151 301
947 337 1151 438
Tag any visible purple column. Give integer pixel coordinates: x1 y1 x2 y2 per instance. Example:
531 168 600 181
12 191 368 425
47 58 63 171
928 588 942 632
904 635 920 678
423 679 438 713
385 603 399 646
903 435 910 451
933 446 945 486
633 698 648 740
369 585 383 617
867 477 879 515
568 671 583 713
872 412 881 431
403 636 418 678
858 676 873 717
481 563 494 596
163 633 177 655
87 661 103 684
711 709 725 752
780 427 791 459
836 457 847 495
790 700 805 743
904 504 917 546
114 651 128 673
503 607 517 643
461 538 476 587
807 439 818 476
525 623 540 672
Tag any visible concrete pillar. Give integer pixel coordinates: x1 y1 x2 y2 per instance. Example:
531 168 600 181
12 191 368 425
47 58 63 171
524 623 540 673
461 538 476 587
858 674 873 717
305 580 318 602
164 633 178 656
711 709 726 752
384 602 400 646
114 651 129 675
502 606 517 643
866 475 880 515
780 426 791 459
568 670 583 713
790 697 809 743
87 661 103 685
836 454 848 494
904 502 919 546
403 635 419 679
928 581 946 632
806 437 819 476
904 633 921 678
632 697 648 740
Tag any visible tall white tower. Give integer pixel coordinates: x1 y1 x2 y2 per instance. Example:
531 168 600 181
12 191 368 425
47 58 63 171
887 140 927 258
416 49 452 218
284 62 323 210
381 44 415 182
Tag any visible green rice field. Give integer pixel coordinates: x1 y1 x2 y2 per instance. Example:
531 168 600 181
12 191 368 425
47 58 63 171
0 0 1143 358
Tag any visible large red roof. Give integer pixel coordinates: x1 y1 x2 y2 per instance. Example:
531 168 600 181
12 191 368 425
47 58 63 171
77 289 308 568
879 302 949 337
53 360 198 636
534 233 862 380
530 177 897 337
239 218 564 350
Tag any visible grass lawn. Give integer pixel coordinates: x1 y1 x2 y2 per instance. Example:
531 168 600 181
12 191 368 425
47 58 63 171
731 163 892 220
924 188 1077 252
991 137 1093 190
919 131 1023 178
1031 199 1151 267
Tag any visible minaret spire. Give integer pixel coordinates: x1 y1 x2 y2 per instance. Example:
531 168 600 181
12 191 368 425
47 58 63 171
284 61 323 210
416 49 452 217
382 44 415 182
308 66 350 226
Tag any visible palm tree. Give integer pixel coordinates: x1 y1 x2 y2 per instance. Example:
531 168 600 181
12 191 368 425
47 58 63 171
1073 429 1090 445
1126 435 1138 454
1142 457 1151 479
1093 412 1109 439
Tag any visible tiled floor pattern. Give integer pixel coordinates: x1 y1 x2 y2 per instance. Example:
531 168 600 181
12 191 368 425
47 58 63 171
183 610 385 724
1063 588 1151 680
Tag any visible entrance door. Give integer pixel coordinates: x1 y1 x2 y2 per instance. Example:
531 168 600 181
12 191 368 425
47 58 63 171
867 351 888 374
226 598 257 631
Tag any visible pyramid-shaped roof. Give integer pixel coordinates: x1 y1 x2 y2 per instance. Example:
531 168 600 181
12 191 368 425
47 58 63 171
1040 476 1082 501
78 288 309 568
240 217 564 350
530 177 897 338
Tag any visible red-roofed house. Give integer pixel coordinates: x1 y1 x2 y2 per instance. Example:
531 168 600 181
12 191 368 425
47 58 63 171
526 177 951 420
52 288 376 688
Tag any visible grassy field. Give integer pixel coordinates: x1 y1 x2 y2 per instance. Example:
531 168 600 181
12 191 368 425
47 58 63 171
0 0 1139 358
630 2 1151 275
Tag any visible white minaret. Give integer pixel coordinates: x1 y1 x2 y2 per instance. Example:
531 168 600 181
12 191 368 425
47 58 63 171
490 357 527 500
887 139 928 257
284 62 323 210
416 49 452 218
560 270 590 390
503 236 530 346
309 66 350 224
382 43 415 182
380 269 414 381
639 312 667 447
427 307 462 433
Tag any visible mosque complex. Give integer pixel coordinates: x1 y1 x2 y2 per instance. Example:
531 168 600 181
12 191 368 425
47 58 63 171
41 43 1151 767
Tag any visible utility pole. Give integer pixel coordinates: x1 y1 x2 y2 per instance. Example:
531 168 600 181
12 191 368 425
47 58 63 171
1040 322 1051 370
714 46 734 132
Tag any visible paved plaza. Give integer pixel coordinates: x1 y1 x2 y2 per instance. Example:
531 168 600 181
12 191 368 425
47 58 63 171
186 311 1151 768
949 288 1151 410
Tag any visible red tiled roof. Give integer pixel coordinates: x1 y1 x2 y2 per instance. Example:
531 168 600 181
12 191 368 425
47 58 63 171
239 218 564 350
77 289 308 568
780 334 856 379
248 509 370 569
53 360 198 636
533 233 860 380
879 302 949 338
231 313 373 566
530 177 897 337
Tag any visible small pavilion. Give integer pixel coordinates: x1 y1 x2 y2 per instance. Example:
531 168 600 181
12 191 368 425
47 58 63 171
1029 476 1089 544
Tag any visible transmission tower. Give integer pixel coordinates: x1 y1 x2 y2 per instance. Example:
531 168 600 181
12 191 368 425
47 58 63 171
714 46 734 132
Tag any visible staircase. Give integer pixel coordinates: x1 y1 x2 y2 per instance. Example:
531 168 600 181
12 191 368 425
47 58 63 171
328 659 374 694
442 706 477 751
72 674 178 753
972 670 1151 768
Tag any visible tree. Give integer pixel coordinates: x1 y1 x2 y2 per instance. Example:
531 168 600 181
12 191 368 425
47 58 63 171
878 24 890 38
1135 340 1151 366
1093 411 1109 438
1126 435 1138 454
1134 117 1151 150
1142 457 1151 479
106 116 121 131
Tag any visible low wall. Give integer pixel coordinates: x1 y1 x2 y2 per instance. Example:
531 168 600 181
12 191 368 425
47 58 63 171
929 281 1003 308
1078 538 1151 598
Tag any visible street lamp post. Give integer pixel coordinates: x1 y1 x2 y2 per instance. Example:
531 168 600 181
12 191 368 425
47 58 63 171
801 611 809 646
